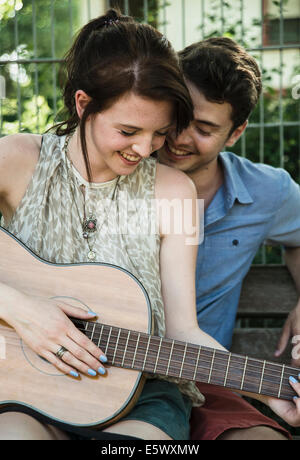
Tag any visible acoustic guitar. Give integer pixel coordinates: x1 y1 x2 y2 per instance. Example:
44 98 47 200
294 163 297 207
0 227 298 430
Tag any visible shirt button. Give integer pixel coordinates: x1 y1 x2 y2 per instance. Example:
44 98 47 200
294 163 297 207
232 239 239 246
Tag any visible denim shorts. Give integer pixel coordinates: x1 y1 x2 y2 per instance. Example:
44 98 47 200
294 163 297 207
122 379 193 440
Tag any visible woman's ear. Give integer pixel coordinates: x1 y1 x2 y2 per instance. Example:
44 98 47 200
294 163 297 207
75 90 92 119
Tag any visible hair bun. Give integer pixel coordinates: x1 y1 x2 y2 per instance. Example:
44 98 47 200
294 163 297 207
103 8 121 25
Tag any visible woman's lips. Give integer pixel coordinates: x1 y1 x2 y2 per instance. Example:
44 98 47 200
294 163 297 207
118 151 141 166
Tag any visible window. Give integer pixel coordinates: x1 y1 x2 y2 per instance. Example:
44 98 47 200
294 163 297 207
266 17 300 45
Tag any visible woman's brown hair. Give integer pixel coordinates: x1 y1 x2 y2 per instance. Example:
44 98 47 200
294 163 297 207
54 8 194 181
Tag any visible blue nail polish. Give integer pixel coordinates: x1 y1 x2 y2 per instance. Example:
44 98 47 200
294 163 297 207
100 355 108 363
70 370 79 378
289 376 298 384
87 311 97 316
88 369 97 376
98 367 106 375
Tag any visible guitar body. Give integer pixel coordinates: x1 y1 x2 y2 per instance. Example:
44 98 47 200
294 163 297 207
0 227 152 429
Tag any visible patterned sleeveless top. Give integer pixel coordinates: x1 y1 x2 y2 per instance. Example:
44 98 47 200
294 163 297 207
1 133 204 407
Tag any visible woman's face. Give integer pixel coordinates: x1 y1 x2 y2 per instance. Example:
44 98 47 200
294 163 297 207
76 91 174 181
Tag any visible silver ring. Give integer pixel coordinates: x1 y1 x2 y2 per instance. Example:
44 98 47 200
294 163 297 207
55 346 68 359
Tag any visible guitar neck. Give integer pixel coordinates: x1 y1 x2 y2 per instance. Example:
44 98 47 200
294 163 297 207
73 319 298 401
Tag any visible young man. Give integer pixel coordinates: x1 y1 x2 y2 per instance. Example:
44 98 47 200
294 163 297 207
158 37 300 440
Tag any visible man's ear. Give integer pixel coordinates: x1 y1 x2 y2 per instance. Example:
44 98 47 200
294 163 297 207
225 120 248 147
75 90 92 119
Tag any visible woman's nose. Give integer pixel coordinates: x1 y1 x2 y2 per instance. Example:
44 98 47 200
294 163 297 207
132 139 153 158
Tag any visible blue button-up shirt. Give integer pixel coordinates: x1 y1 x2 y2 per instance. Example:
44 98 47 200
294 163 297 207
196 152 300 349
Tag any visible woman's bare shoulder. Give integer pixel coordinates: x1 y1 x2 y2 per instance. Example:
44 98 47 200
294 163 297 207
0 133 42 194
155 162 197 200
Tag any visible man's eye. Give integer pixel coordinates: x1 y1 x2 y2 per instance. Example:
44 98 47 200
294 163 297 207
156 131 169 137
195 126 211 136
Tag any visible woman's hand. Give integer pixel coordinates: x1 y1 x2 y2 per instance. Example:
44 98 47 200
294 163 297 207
4 292 107 378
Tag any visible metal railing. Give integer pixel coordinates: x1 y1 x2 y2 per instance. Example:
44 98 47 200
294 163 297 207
0 2 299 242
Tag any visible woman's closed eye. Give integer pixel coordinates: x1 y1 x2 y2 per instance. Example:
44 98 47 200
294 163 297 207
119 130 169 137
120 130 136 137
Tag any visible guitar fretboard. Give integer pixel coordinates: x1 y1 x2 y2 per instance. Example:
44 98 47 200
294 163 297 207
72 319 298 401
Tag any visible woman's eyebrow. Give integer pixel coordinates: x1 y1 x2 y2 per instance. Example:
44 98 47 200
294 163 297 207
119 122 174 130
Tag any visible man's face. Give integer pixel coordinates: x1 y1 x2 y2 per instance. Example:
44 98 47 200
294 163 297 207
158 80 246 175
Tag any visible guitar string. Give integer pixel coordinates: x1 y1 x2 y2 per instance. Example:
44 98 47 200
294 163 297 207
74 322 295 373
6 330 293 385
74 323 296 376
6 330 294 390
4 335 295 396
4 320 295 391
6 323 298 388
73 324 298 389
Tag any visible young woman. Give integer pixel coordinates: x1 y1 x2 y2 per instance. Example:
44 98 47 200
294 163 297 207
0 8 219 440
0 9 299 441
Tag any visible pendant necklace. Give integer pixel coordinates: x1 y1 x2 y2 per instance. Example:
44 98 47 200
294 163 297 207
63 134 120 262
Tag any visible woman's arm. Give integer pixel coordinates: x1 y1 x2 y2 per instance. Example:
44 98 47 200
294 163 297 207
155 163 300 428
0 134 108 378
155 163 226 351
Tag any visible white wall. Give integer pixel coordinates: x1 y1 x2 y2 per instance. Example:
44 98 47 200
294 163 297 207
158 0 300 89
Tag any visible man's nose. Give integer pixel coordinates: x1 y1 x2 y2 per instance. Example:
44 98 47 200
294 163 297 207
169 126 192 147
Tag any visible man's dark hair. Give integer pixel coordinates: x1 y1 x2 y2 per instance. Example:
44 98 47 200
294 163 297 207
179 37 262 132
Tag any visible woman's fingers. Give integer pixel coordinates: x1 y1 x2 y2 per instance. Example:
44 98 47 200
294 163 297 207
58 301 99 320
41 349 81 378
58 335 107 377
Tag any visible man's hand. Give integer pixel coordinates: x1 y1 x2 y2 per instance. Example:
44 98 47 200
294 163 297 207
275 298 300 366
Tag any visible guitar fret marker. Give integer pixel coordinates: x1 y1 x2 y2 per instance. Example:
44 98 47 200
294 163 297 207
166 340 175 376
207 349 216 384
122 330 131 367
132 333 140 369
105 327 112 356
112 329 121 365
258 360 266 394
224 353 231 387
278 364 285 398
179 343 188 379
240 356 248 390
153 337 162 374
91 322 96 342
142 336 151 371
193 346 201 381
98 325 104 348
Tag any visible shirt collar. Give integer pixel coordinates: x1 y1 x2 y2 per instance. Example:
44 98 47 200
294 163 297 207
219 152 254 208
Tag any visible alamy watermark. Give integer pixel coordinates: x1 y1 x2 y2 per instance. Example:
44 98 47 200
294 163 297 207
292 75 300 100
292 335 300 361
90 192 204 246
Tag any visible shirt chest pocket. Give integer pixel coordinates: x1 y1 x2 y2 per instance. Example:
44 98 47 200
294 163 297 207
203 230 263 251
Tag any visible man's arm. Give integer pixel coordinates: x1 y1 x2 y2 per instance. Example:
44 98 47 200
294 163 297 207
285 247 300 293
275 247 300 365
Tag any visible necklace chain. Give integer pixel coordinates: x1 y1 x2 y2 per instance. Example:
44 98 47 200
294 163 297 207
63 134 120 262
